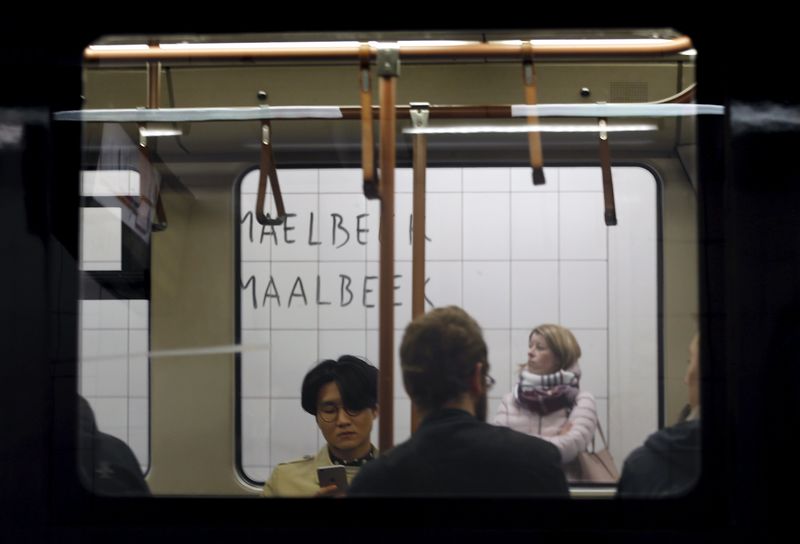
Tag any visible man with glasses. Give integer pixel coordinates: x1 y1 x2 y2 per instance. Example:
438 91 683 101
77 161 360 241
263 356 378 497
348 306 569 496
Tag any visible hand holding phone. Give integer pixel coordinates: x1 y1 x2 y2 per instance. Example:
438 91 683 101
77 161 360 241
316 465 348 493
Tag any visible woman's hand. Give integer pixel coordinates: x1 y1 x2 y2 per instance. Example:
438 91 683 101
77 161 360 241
558 421 573 435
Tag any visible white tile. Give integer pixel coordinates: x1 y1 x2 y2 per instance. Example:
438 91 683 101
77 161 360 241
510 329 533 372
427 168 462 192
560 261 608 329
394 193 414 262
276 168 320 194
318 330 368 362
80 300 101 330
240 262 272 330
484 330 511 400
365 329 405 397
462 261 510 329
463 167 510 192
391 397 413 446
510 166 559 192
240 168 260 194
81 170 137 197
364 262 414 335
424 261 463 311
316 262 369 327
241 329 270 398
318 194 368 262
510 193 559 260
270 194 320 262
559 193 608 260
463 193 510 260
267 262 319 329
96 329 129 360
270 399 319 464
559 167 603 192
95 360 128 398
510 261 560 328
81 207 121 269
239 193 271 263
90 397 128 443
270 330 319 397
128 330 149 397
128 300 149 330
571 328 608 399
95 300 128 329
242 399 270 467
395 167 413 193
128 397 149 470
319 168 362 193
425 193 462 261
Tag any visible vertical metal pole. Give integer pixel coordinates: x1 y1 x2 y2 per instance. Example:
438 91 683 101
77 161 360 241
410 103 429 434
377 45 399 452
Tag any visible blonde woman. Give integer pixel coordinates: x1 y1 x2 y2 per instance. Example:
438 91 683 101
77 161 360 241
494 324 597 479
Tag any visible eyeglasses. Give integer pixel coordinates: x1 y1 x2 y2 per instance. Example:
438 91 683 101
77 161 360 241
485 374 496 389
316 403 365 423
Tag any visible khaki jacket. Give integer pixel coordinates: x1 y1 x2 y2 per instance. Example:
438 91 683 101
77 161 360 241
262 446 373 497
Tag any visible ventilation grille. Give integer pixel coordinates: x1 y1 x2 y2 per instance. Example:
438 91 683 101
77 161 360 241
609 82 648 102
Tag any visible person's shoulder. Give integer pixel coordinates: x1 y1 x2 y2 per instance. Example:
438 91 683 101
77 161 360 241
274 453 317 469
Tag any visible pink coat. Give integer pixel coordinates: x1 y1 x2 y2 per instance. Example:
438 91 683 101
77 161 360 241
493 364 598 465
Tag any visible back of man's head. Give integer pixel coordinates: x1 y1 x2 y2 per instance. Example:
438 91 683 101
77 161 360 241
399 306 488 413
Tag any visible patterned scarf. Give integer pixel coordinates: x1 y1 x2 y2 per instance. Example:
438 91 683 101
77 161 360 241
515 369 580 415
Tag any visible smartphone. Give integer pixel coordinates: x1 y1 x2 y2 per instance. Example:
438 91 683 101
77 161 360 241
317 465 348 490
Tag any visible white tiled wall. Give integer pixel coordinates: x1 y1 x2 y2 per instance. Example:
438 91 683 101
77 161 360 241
79 299 150 473
239 166 658 482
80 170 150 473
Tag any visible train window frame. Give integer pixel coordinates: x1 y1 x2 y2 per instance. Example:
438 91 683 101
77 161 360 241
233 160 668 495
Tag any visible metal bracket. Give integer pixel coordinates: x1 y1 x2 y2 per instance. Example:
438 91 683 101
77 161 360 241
409 102 430 128
376 44 400 77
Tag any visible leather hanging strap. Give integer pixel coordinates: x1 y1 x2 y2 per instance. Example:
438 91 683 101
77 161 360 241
360 43 380 199
255 120 286 226
522 42 546 185
598 117 618 226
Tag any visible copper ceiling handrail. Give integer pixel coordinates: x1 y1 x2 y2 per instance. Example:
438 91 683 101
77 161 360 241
84 36 693 62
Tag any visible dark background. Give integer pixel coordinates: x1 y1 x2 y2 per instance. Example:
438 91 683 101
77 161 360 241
2 10 795 543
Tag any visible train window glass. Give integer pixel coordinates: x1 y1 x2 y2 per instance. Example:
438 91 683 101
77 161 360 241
237 165 660 489
76 29 699 497
78 164 151 480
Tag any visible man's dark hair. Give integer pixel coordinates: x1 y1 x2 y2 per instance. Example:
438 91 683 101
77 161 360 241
399 306 488 412
300 355 378 415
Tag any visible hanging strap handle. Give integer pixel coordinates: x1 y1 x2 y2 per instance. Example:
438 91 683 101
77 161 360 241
360 43 380 199
255 120 287 226
598 117 618 226
522 42 546 185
